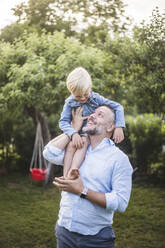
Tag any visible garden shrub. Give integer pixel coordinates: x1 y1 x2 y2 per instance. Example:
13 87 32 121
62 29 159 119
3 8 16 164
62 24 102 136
0 111 35 173
126 114 165 181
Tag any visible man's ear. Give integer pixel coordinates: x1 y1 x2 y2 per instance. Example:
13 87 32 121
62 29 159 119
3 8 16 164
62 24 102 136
106 123 115 133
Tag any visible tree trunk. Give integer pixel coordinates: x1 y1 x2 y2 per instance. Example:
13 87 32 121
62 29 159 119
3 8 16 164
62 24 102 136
25 106 51 144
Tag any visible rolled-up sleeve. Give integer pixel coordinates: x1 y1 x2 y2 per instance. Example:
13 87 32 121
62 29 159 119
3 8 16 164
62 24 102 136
105 156 133 212
43 142 65 165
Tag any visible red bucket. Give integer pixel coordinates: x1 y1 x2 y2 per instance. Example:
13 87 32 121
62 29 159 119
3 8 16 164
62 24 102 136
30 168 47 181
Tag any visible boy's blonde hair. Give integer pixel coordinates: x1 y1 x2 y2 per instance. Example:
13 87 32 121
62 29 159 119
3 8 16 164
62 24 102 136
66 67 92 95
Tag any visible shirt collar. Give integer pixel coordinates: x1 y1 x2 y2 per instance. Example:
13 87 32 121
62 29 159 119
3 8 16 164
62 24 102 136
88 138 115 153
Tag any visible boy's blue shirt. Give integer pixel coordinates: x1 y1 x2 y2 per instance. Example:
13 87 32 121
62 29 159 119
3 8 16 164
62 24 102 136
59 90 125 138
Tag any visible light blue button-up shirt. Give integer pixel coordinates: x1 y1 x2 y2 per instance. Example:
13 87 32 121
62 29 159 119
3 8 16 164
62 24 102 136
59 91 125 138
43 138 133 235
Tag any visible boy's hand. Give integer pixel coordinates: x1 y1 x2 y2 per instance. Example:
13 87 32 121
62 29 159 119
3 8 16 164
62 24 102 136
72 107 89 132
72 133 84 149
113 127 124 143
67 168 80 180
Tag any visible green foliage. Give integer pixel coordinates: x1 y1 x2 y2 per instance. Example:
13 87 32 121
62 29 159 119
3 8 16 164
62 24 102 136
0 30 121 116
102 9 165 117
10 0 129 39
132 9 165 116
126 114 165 179
0 30 121 172
0 8 165 177
12 116 35 172
150 152 165 184
0 23 29 43
0 108 35 172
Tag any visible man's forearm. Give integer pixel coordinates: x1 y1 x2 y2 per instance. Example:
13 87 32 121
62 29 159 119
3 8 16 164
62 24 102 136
50 133 70 150
53 176 106 208
85 189 106 208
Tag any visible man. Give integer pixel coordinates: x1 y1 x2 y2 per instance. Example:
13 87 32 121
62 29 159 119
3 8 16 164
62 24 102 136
43 105 133 248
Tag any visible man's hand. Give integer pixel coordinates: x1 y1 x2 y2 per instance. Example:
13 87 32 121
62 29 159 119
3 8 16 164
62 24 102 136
71 107 89 132
53 175 84 195
113 127 124 143
53 175 106 208
72 133 84 149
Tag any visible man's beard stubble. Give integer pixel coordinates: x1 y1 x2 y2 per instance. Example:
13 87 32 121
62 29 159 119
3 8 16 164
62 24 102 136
82 126 97 135
82 125 106 136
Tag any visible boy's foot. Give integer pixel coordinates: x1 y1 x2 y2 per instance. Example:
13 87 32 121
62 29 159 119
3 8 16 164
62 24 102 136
68 168 79 180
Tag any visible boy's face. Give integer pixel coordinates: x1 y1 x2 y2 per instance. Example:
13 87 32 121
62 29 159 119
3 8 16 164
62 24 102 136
74 87 91 103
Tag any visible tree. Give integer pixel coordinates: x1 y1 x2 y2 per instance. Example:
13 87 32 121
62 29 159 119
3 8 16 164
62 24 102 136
0 23 26 43
102 8 165 117
0 30 119 148
11 0 129 37
132 8 165 117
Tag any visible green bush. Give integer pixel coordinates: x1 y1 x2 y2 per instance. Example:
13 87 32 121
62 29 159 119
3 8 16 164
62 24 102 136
0 110 35 173
149 151 165 184
126 114 165 181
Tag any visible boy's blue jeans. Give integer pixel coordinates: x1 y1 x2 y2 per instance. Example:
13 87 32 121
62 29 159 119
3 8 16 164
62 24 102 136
55 224 115 248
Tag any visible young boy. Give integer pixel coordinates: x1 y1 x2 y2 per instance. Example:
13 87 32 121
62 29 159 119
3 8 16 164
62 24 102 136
59 67 125 179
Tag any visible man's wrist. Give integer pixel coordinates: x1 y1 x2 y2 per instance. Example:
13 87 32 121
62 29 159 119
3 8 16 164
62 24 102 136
80 187 88 199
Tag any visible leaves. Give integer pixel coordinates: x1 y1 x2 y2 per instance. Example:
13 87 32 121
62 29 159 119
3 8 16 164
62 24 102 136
0 31 112 115
10 0 129 37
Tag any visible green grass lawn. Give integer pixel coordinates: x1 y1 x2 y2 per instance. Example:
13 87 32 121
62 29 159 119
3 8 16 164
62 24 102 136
0 173 164 248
